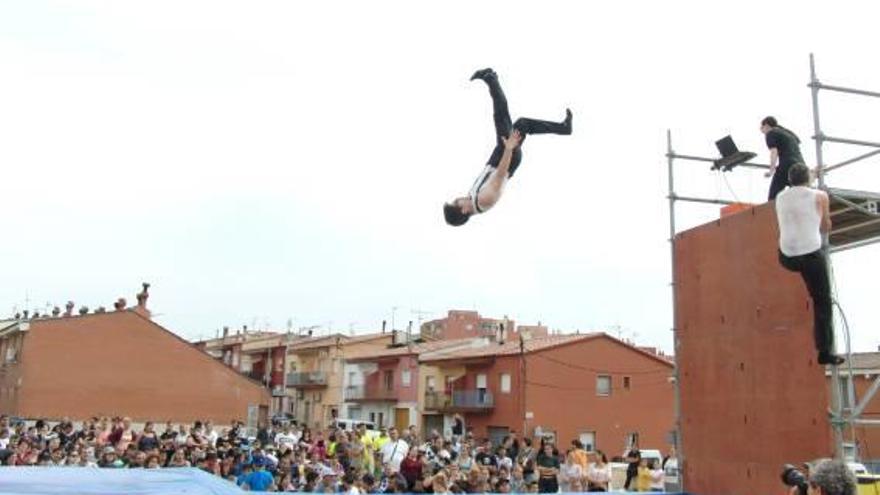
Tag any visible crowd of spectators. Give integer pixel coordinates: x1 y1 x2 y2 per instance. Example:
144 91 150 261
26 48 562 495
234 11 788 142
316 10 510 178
0 414 666 493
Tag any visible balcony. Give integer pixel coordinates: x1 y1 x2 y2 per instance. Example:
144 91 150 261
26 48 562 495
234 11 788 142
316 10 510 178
287 371 328 388
344 385 398 402
426 390 494 413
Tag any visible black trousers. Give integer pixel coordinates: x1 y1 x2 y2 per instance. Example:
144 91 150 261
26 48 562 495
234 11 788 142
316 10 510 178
538 477 559 493
483 75 570 178
768 162 793 200
778 249 834 355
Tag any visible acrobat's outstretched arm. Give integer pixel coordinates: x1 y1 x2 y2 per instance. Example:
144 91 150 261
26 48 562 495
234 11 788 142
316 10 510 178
486 130 522 191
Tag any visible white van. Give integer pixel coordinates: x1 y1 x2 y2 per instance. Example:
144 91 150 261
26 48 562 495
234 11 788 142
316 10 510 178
330 419 380 441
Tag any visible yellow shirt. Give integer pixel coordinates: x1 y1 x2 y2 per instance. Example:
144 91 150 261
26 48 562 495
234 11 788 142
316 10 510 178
373 435 389 451
637 466 652 492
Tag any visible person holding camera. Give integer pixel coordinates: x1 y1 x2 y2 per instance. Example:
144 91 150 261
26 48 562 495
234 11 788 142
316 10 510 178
785 459 856 495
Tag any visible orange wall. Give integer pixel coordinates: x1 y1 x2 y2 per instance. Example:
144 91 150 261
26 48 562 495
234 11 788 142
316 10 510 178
675 203 831 495
2 311 269 423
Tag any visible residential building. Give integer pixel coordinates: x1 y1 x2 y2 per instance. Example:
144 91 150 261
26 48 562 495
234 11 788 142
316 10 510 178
420 333 675 452
0 284 270 424
343 338 488 432
420 310 549 342
827 352 880 469
197 330 392 428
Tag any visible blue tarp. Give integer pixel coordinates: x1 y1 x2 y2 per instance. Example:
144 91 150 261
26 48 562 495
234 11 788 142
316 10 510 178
0 470 694 495
0 467 245 495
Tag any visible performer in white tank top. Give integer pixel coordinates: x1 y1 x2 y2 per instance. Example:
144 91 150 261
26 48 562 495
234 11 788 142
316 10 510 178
774 163 842 365
776 186 823 257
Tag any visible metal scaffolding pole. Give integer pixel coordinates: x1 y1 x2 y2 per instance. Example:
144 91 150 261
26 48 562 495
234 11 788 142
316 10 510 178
811 53 847 460
667 54 880 472
666 130 684 491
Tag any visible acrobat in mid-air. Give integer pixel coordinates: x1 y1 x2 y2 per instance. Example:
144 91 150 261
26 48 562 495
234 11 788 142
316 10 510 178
443 68 572 226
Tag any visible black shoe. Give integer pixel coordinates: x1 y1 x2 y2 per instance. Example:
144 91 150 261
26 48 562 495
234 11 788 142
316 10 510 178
562 108 573 135
470 68 496 81
818 352 845 365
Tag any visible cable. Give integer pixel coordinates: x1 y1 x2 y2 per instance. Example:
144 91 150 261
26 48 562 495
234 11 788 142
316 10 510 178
532 352 672 376
718 169 742 204
525 376 674 393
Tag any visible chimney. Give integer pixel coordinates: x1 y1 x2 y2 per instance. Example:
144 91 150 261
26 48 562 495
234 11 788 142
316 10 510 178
14 312 21 320
51 306 61 318
114 298 126 311
95 306 106 314
382 320 387 333
243 325 248 334
64 301 74 317
134 282 151 318
32 311 39 319
223 326 230 339
22 310 29 319
78 306 89 316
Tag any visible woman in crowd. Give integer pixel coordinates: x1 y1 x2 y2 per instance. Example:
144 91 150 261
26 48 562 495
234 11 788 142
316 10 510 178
586 450 611 492
558 449 584 492
648 458 665 492
535 443 560 494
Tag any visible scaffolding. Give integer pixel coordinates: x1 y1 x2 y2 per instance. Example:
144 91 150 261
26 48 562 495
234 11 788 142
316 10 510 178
666 53 880 481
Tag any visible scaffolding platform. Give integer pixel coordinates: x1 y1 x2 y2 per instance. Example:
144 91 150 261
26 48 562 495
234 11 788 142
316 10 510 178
829 187 880 252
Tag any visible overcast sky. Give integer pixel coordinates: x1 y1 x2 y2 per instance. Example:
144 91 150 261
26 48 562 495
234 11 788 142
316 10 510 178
2 1 879 353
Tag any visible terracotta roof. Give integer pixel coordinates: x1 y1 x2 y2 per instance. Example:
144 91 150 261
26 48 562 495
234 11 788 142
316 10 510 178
287 333 388 351
421 333 602 362
346 338 484 361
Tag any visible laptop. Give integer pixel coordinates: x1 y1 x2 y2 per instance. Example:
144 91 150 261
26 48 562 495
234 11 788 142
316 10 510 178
712 135 757 171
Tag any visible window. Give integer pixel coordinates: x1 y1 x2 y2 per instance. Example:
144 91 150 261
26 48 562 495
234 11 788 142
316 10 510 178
348 371 357 386
426 376 436 392
500 373 511 393
623 376 631 390
476 374 487 389
596 375 612 396
402 370 412 387
579 432 596 452
383 370 394 391
369 412 376 423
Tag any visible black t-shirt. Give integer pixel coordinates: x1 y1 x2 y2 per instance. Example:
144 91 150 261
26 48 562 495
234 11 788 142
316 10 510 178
626 449 641 475
535 453 560 476
451 418 464 436
766 127 803 167
475 452 497 467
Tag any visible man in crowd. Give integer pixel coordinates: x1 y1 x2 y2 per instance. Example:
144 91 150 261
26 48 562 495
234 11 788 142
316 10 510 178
379 426 408 472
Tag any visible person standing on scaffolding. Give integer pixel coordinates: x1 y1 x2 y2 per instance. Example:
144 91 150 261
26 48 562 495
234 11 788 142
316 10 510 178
775 163 844 366
761 116 805 201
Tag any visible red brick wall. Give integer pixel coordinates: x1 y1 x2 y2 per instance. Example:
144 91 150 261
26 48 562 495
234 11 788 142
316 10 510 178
675 203 831 495
460 336 674 455
526 338 675 454
4 311 269 422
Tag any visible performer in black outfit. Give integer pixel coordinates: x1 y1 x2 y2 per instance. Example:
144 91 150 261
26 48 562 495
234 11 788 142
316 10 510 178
443 68 572 226
761 116 805 201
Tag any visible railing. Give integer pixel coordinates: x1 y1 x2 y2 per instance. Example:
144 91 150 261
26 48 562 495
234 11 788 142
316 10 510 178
425 390 494 410
287 371 328 387
424 391 451 410
451 390 494 409
344 385 398 401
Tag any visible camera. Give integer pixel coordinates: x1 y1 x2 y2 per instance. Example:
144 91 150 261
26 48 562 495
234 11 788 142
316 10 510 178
781 464 808 495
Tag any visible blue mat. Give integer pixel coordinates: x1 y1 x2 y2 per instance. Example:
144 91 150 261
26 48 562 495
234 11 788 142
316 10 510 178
0 467 244 495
